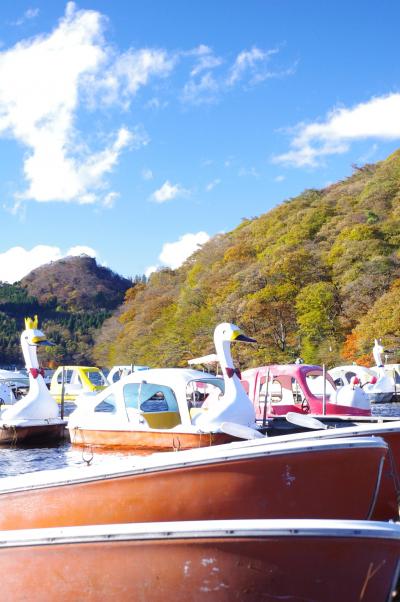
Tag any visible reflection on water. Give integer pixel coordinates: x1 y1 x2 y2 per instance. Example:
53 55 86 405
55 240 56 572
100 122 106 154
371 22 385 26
0 403 399 478
372 401 400 416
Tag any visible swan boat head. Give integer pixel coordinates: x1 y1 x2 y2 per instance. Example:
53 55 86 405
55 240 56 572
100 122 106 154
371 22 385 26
372 339 385 368
193 322 257 431
22 316 54 363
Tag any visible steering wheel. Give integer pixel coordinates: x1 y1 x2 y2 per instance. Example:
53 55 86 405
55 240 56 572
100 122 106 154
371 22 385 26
301 399 310 414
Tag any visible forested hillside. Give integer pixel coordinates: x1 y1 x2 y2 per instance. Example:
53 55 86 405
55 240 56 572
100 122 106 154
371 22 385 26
93 150 400 370
0 256 132 366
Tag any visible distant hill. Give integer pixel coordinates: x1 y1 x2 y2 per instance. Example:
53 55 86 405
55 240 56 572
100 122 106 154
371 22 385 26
0 256 133 367
21 255 131 311
93 150 400 370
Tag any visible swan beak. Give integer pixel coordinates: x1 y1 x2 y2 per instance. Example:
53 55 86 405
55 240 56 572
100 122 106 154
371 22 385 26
32 336 55 347
232 331 257 343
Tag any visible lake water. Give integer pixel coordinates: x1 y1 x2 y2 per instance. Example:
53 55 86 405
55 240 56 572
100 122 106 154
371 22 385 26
0 402 399 478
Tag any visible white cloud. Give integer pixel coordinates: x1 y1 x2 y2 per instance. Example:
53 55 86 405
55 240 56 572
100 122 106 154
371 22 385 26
102 191 119 208
145 97 169 110
274 93 400 167
189 45 223 77
0 3 169 207
227 47 280 86
146 232 210 273
205 178 221 192
12 7 40 26
181 72 219 105
182 45 291 105
67 245 97 258
151 180 189 203
145 231 210 274
25 8 39 19
159 232 210 269
95 48 176 107
0 244 97 283
274 175 285 182
145 265 158 278
142 168 154 180
238 166 260 177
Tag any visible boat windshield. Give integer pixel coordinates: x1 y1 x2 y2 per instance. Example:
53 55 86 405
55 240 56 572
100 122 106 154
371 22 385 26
305 371 336 397
186 378 224 409
123 382 179 413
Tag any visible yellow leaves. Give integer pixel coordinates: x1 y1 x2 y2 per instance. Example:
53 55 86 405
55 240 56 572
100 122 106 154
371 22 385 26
338 224 377 242
223 243 254 263
186 263 204 288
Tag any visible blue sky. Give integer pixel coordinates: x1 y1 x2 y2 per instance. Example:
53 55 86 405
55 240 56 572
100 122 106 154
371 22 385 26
0 0 400 282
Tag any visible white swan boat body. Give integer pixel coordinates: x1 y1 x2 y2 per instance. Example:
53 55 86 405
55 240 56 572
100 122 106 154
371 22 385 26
0 317 65 444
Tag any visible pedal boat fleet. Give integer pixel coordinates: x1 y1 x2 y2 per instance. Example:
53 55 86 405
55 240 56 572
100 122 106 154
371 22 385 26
2 320 400 597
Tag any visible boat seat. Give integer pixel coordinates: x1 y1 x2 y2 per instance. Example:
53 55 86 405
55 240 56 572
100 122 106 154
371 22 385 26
143 411 181 429
189 407 205 420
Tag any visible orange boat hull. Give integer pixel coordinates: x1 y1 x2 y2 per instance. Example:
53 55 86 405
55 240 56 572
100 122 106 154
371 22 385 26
0 442 386 530
69 427 235 451
0 521 398 602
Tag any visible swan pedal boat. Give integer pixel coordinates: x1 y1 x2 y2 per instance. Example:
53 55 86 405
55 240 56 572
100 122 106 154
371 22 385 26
68 368 238 451
0 317 66 445
0 519 399 602
50 366 107 403
68 323 259 451
0 435 388 529
242 363 372 418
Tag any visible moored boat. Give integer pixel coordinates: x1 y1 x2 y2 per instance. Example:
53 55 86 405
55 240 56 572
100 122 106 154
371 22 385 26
0 317 65 445
67 323 258 451
106 364 150 385
50 365 108 403
220 417 400 521
242 363 371 418
0 435 387 529
0 519 398 602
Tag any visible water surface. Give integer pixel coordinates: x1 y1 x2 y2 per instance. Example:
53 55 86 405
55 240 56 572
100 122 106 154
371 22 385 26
0 402 399 478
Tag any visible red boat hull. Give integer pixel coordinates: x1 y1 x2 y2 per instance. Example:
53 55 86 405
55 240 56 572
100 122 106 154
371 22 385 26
0 521 398 602
371 430 400 520
0 440 385 529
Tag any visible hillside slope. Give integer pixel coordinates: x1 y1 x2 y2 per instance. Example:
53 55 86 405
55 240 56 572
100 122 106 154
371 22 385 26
93 150 400 369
